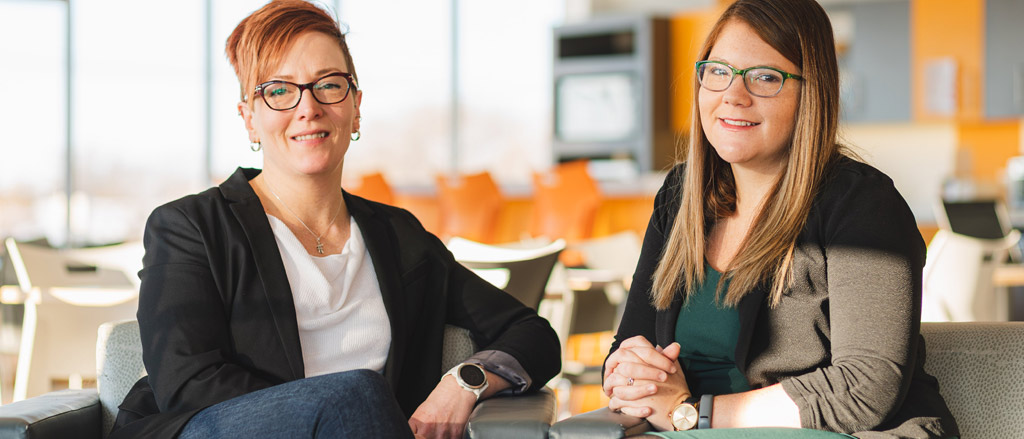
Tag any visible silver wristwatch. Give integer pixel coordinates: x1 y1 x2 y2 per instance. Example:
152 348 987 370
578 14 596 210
444 363 489 400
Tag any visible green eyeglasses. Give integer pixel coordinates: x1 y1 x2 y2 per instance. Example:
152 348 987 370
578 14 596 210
695 60 804 97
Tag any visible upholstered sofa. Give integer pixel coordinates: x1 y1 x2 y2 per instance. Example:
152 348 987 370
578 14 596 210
548 321 1024 438
0 320 555 439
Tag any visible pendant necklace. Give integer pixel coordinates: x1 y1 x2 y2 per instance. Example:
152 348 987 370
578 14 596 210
264 177 343 255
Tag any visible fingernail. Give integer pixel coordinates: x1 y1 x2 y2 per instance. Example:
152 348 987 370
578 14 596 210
648 385 656 392
659 373 667 381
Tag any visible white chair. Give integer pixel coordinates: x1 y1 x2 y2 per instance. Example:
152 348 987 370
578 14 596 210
447 237 574 418
567 231 641 331
922 229 1021 322
3 238 141 401
446 237 566 310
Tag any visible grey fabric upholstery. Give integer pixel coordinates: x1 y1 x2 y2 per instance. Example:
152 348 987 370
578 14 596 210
442 325 478 374
96 319 146 436
550 321 1024 438
920 321 1024 438
0 321 553 439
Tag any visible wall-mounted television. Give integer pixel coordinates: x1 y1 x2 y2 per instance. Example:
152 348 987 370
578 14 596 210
555 72 638 143
551 16 672 173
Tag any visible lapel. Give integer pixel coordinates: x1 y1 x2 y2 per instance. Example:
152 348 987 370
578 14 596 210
345 192 407 388
656 291 684 347
734 284 766 376
220 168 305 380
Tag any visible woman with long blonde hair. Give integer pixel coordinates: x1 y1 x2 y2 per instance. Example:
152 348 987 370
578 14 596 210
601 0 958 437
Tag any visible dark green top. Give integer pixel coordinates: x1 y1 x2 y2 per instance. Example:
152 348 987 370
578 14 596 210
675 263 751 396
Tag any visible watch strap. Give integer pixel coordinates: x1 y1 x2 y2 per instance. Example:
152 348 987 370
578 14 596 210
698 394 714 429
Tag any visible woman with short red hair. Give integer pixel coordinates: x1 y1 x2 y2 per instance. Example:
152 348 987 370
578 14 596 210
109 2 560 438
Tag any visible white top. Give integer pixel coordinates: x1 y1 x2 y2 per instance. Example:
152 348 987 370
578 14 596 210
267 214 391 377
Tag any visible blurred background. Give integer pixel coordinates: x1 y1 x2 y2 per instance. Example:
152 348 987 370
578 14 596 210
1 0 1023 415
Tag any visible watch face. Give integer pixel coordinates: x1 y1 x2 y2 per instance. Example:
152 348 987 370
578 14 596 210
671 404 699 431
458 364 486 388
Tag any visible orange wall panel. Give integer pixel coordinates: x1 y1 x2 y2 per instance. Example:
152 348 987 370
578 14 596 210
669 8 723 134
957 121 1022 182
911 0 985 121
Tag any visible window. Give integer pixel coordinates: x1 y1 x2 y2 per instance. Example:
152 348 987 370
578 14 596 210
0 1 67 243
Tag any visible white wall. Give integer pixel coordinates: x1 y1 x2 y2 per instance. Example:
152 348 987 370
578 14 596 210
840 122 958 224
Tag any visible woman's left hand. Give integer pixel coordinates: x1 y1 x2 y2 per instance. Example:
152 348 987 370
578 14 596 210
408 375 477 439
607 342 693 431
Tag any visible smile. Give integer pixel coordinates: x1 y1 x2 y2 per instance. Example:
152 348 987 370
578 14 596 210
292 132 328 141
721 119 759 127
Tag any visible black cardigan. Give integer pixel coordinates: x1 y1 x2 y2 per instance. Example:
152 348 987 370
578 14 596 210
611 158 958 438
110 168 561 439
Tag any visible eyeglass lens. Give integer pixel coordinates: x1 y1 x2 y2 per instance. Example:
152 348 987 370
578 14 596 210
261 76 351 110
698 62 786 97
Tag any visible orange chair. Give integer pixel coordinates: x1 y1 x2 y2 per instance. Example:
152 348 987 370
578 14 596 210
531 161 602 243
436 171 503 243
344 172 395 205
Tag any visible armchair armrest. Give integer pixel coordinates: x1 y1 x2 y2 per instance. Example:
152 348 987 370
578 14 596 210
0 389 102 439
548 407 652 439
465 387 556 439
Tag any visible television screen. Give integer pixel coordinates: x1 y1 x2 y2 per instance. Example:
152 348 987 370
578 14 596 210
555 72 638 143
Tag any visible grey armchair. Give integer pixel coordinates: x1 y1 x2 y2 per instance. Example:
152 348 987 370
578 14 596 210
0 320 556 439
548 321 1024 438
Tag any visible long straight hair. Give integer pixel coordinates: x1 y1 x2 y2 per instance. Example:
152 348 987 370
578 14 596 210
651 0 843 309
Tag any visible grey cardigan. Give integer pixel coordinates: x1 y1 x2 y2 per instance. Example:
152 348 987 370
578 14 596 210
610 158 958 438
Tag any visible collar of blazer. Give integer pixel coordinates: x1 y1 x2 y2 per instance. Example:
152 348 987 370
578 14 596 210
216 167 406 385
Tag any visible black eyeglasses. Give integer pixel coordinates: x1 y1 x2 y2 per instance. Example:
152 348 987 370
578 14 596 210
695 60 803 98
253 72 357 111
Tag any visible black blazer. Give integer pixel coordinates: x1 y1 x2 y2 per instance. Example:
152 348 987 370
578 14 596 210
110 168 561 439
611 158 957 438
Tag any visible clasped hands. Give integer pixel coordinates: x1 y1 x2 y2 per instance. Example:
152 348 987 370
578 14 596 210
603 335 691 431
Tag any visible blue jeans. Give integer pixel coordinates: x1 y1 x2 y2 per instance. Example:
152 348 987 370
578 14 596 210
179 369 414 439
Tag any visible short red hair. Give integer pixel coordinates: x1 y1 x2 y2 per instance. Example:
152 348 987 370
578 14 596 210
225 0 358 107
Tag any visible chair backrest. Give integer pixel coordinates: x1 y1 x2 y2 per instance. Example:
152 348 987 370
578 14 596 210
531 161 601 242
448 237 566 310
94 320 478 439
922 229 1021 321
920 322 1024 438
344 172 396 205
436 171 504 243
97 320 147 437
